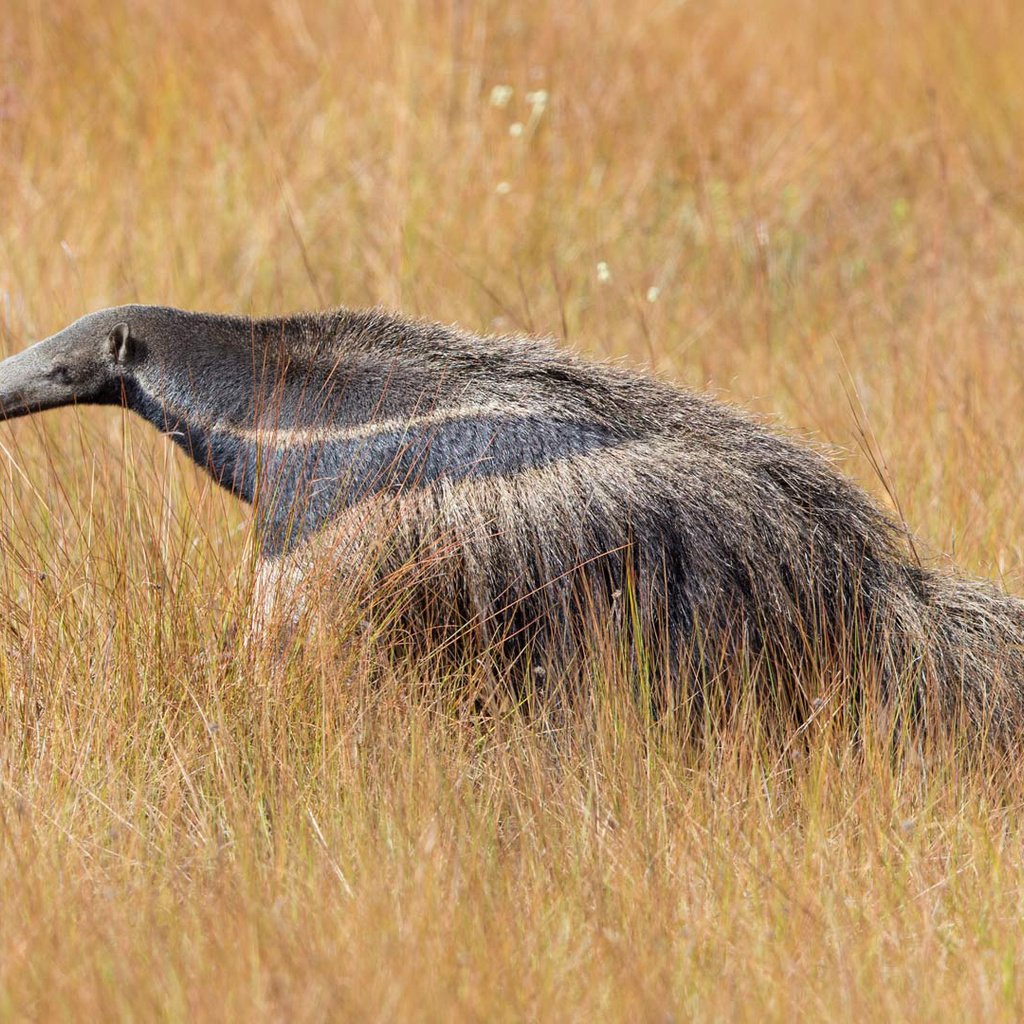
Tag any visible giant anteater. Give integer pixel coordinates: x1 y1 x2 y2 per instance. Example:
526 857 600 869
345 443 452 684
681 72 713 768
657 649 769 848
0 305 1020 731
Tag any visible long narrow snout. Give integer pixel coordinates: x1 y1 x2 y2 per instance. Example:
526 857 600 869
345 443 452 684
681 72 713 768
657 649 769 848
0 324 116 421
0 339 73 420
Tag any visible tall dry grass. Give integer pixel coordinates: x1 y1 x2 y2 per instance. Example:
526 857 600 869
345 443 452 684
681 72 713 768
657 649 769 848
2 0 1024 1018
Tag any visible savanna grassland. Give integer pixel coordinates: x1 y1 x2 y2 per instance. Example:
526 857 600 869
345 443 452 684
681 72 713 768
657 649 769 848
2 1 1024 1019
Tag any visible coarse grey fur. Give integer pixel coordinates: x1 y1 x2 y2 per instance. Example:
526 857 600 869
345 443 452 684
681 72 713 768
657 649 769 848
1 304 1023 733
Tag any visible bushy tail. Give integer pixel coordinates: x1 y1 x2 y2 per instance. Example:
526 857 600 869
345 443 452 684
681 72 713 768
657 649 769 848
920 571 1024 739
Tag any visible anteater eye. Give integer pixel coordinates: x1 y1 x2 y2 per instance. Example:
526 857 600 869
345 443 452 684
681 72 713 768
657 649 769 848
47 365 72 385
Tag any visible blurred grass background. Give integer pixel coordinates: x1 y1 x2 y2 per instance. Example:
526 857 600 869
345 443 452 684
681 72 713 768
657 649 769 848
2 0 1024 1019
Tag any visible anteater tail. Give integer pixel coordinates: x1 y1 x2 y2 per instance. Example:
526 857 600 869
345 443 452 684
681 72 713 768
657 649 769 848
916 571 1024 737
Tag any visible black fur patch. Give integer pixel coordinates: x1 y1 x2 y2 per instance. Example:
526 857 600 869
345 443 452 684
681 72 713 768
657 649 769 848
125 383 618 555
254 412 617 554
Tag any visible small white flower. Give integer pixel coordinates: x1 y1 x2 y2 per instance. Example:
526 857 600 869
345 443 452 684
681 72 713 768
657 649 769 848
596 261 611 283
508 122 524 137
646 286 660 303
489 85 514 108
495 181 511 195
525 89 548 111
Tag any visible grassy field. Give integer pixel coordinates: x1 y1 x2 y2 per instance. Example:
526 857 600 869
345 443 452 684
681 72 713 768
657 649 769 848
2 0 1024 1019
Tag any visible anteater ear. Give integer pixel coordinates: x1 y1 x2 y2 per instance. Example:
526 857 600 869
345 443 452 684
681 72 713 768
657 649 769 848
107 322 135 363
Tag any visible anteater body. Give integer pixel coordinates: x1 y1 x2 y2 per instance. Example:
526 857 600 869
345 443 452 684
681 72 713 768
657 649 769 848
0 305 1022 730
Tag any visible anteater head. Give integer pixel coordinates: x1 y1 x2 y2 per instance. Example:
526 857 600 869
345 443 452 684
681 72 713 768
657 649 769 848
0 305 268 427
0 307 147 420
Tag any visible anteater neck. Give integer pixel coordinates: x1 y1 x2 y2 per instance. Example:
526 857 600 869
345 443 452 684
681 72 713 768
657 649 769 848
122 376 260 504
117 307 623 556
